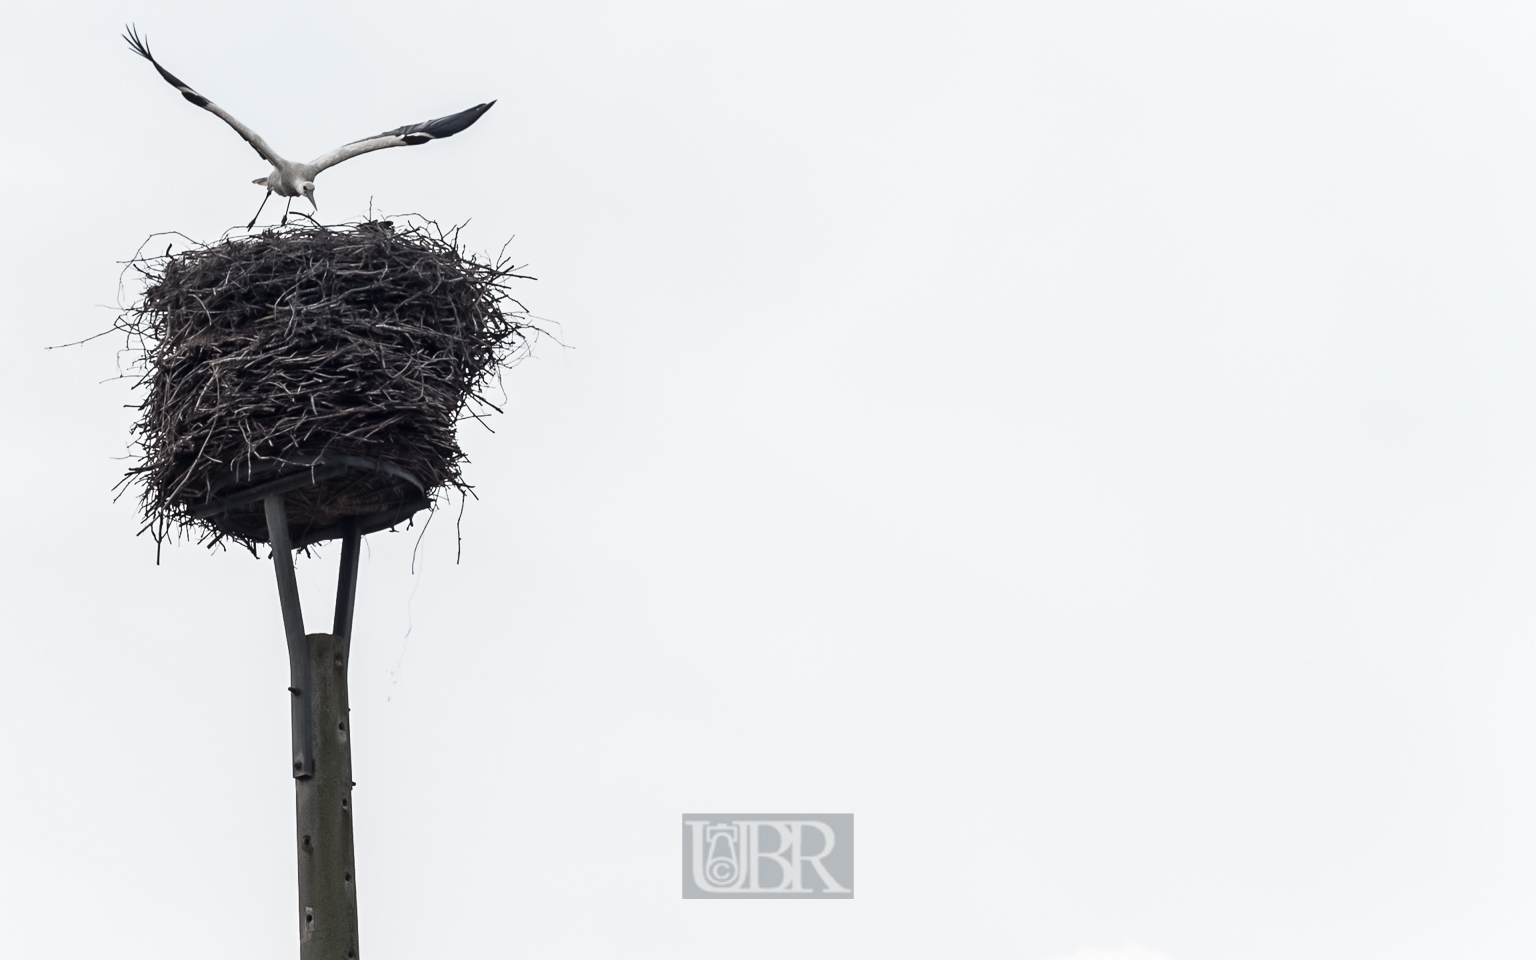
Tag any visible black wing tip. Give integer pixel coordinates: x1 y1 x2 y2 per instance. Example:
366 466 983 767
123 23 153 60
373 100 497 144
432 101 497 138
123 24 203 102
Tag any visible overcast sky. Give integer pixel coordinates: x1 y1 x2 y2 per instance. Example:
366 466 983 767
1 2 1532 958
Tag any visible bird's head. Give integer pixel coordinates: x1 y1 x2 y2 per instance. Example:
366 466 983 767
300 182 317 209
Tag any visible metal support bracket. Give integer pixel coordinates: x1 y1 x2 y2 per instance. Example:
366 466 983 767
333 517 361 663
265 495 363 779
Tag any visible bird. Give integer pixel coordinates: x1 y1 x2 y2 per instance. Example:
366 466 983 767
124 25 495 229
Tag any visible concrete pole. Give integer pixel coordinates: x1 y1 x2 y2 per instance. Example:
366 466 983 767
295 632 361 960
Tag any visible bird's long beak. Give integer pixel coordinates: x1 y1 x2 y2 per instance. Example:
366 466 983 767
308 195 319 210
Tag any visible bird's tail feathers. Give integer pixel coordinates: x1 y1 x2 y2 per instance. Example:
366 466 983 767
252 176 268 186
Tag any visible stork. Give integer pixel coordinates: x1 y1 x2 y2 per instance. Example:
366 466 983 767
124 25 495 228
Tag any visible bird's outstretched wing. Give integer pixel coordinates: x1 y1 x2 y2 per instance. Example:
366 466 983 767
123 25 284 167
307 102 496 173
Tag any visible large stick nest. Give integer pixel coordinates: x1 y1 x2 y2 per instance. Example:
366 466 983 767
116 218 534 552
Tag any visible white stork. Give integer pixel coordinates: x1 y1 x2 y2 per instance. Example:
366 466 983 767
124 25 495 228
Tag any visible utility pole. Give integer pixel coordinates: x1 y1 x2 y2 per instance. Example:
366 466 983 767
195 461 428 959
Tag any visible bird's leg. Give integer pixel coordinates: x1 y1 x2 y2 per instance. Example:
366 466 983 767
281 196 293 226
247 190 272 230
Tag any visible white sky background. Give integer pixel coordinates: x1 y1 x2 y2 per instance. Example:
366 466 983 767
0 1 1532 957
